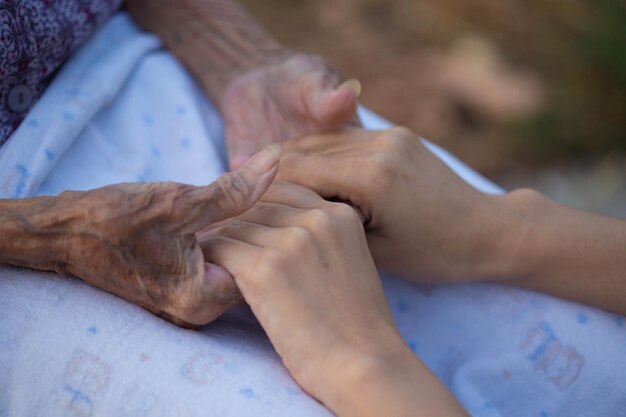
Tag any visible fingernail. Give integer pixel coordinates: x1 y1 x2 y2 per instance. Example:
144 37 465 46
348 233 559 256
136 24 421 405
338 79 362 97
241 143 281 173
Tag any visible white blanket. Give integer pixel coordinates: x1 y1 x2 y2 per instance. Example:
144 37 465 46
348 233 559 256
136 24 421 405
1 13 625 417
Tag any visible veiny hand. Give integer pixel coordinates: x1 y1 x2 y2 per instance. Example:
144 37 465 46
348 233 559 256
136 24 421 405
277 127 511 283
198 182 405 402
220 52 361 169
50 145 280 327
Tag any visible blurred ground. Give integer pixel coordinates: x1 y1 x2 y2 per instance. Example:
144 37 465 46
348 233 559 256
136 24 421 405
242 0 626 216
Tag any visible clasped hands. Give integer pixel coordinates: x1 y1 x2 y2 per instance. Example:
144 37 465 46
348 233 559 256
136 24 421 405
40 126 503 415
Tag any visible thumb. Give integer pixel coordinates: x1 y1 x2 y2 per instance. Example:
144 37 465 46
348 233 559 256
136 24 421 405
308 79 361 128
173 144 281 234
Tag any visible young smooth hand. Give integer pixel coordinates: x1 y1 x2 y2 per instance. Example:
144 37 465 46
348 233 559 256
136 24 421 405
198 182 467 417
276 127 510 283
277 127 626 316
199 182 398 392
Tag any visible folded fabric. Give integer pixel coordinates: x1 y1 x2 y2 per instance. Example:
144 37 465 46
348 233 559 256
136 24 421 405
1 13 625 417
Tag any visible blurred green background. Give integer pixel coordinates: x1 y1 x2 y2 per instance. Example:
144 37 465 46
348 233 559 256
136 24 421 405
242 0 626 216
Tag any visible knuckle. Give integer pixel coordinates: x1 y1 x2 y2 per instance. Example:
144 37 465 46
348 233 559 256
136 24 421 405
292 53 333 74
282 226 313 250
373 126 414 153
367 130 414 180
303 208 333 231
387 125 414 140
138 182 183 222
508 188 543 206
327 202 361 224
156 182 182 200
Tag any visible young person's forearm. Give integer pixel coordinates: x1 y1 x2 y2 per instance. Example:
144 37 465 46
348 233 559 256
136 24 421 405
323 345 468 417
493 189 626 315
126 0 288 102
0 197 70 274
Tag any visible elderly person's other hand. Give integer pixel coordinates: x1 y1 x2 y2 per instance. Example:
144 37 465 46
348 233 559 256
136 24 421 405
0 145 280 327
219 52 360 169
126 0 360 170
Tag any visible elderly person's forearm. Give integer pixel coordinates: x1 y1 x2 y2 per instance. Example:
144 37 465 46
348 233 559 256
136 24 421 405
126 0 287 102
0 197 71 274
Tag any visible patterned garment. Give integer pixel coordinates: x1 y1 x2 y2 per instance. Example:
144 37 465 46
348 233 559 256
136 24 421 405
0 0 121 147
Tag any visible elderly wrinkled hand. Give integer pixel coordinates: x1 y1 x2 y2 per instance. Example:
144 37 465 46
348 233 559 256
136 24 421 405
221 52 361 169
127 0 360 171
0 145 280 327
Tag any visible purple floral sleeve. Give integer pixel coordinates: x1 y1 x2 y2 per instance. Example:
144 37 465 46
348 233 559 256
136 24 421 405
0 0 122 146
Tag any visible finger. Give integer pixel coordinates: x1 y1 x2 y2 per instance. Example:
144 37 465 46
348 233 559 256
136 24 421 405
261 182 368 224
277 153 369 215
201 236 260 283
200 262 243 307
172 144 281 234
202 190 325 235
201 221 287 250
281 127 377 156
158 251 243 326
260 181 327 208
307 79 360 128
197 203 303 243
195 181 321 239
172 261 244 325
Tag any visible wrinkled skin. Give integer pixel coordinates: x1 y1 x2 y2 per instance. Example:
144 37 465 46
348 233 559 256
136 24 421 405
221 52 360 169
36 146 279 327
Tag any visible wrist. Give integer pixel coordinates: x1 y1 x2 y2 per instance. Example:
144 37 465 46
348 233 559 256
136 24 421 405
209 46 294 105
312 328 414 411
485 188 548 282
319 339 465 417
418 189 522 283
495 188 626 314
127 0 290 102
0 196 73 274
